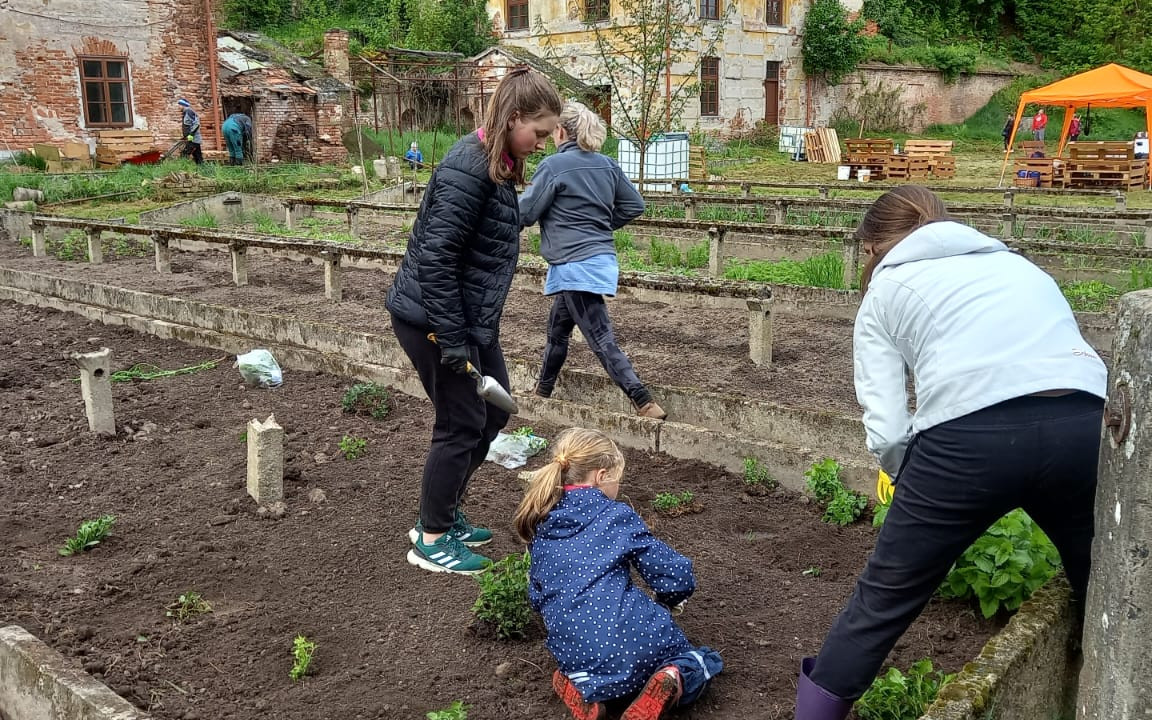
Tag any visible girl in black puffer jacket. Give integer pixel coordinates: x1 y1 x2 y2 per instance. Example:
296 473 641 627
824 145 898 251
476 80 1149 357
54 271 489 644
387 67 562 575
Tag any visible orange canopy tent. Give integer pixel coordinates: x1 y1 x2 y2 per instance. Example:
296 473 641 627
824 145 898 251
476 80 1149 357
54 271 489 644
998 63 1152 186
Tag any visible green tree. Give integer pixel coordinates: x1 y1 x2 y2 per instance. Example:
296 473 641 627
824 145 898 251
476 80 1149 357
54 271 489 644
405 0 494 55
802 0 867 85
222 0 292 29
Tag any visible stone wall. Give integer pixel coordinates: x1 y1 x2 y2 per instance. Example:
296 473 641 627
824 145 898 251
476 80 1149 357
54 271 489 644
814 64 1018 132
0 0 219 151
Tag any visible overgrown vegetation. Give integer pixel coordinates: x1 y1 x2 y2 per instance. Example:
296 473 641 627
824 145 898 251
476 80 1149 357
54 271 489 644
341 383 391 419
1061 280 1123 312
724 253 845 289
59 515 116 556
802 0 867 85
290 635 317 681
805 459 868 526
938 509 1060 618
856 659 954 720
471 552 532 640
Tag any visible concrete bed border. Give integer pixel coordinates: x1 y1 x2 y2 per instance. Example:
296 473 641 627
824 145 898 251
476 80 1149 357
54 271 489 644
0 625 149 720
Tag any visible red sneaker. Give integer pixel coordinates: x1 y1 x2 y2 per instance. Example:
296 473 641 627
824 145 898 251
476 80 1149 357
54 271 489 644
621 666 682 720
552 670 607 720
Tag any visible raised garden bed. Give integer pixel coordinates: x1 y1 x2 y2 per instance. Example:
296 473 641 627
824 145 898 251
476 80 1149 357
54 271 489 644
0 301 999 719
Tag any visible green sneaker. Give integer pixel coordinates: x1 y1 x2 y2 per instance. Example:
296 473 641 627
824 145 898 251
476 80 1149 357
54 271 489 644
406 511 493 547
406 533 491 575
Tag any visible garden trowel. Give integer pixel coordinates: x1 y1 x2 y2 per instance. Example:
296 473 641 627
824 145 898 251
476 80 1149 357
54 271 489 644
426 334 519 415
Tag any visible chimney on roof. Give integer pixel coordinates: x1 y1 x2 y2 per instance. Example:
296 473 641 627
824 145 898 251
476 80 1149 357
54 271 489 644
323 29 351 86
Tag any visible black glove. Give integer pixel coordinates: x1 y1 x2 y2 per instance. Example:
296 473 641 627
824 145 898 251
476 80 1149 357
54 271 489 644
439 345 471 375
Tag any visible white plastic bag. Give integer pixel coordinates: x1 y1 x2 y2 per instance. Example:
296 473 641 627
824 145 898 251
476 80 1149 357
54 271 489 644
236 349 283 388
485 431 547 469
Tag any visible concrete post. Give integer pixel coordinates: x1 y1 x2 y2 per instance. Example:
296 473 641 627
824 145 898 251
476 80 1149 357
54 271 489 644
747 298 773 367
1144 218 1152 249
818 185 829 200
85 228 103 264
283 202 295 230
741 182 751 198
1003 190 1015 209
1077 289 1152 720
322 250 342 302
1114 191 1127 212
672 183 682 196
774 199 786 225
707 226 725 277
347 206 360 238
841 236 861 290
246 414 285 505
30 223 46 258
230 243 248 287
1002 211 1017 239
684 198 696 221
72 348 115 436
151 233 171 273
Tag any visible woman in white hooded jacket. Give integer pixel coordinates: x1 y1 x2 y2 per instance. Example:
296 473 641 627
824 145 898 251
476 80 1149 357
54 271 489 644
795 185 1107 720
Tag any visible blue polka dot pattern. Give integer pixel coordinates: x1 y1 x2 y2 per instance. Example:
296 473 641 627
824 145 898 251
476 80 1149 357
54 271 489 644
528 487 698 703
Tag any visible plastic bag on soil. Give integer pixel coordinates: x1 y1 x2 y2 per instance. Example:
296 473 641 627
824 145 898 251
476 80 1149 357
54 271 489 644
485 431 548 469
235 349 283 388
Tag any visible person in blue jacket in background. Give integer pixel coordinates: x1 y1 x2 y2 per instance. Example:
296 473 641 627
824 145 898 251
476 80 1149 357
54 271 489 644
513 427 722 720
222 113 254 166
404 141 424 169
518 101 665 420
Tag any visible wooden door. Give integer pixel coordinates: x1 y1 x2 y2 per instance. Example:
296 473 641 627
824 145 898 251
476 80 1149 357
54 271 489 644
763 61 780 127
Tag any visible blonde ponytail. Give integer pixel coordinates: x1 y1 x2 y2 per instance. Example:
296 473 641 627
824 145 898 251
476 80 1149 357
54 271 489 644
512 427 625 543
558 101 607 153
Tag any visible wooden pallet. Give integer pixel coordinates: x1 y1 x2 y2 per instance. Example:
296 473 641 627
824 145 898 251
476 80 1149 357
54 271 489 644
885 156 910 180
1016 140 1047 156
904 139 954 158
907 157 933 179
802 128 841 164
1068 142 1135 161
844 138 893 155
931 156 957 179
689 145 707 181
95 129 154 167
1064 158 1147 190
1013 158 1061 188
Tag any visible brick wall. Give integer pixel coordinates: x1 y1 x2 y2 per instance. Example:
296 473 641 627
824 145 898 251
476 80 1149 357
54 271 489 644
221 72 349 164
0 0 219 152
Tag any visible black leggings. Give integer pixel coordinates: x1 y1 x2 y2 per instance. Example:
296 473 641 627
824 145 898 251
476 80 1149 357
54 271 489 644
391 314 510 532
811 392 1104 700
536 291 651 407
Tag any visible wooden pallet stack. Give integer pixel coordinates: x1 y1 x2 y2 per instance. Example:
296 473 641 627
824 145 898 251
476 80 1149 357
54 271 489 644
802 128 841 164
1064 142 1147 190
689 145 708 180
94 130 155 168
843 138 894 180
905 139 956 179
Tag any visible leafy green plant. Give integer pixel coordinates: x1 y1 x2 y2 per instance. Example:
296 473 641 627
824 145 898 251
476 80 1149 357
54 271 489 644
471 552 532 640
653 491 695 513
290 635 317 681
938 510 1060 618
1061 280 1121 312
805 459 867 526
802 0 867 84
339 435 368 460
856 659 953 720
803 566 823 577
742 457 776 495
341 382 391 419
166 591 213 622
59 515 116 556
427 701 469 720
511 426 549 453
873 497 891 527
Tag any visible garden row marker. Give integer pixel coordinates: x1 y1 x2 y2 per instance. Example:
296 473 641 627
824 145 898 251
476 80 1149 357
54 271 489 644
229 242 248 287
85 228 103 265
322 250 342 303
707 227 726 277
841 236 861 290
246 414 285 505
30 223 46 258
151 233 171 273
71 348 115 436
746 298 773 367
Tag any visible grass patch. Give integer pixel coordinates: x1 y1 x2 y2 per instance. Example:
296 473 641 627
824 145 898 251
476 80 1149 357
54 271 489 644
724 252 845 289
180 210 219 229
1061 280 1123 312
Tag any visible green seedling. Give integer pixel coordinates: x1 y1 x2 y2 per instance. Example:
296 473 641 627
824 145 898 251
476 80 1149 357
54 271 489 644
59 515 116 556
873 497 891 527
341 383 391 419
289 635 317 681
653 490 696 513
742 457 775 493
166 591 212 622
856 659 953 720
427 701 469 720
511 426 548 452
471 552 531 640
239 430 248 444
824 488 868 526
339 435 367 460
805 458 867 526
803 566 822 577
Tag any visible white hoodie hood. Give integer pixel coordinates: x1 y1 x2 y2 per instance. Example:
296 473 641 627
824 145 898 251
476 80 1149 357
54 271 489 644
854 221 1107 476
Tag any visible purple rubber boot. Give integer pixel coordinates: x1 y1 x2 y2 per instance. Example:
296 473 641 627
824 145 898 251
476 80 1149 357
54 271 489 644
796 658 853 720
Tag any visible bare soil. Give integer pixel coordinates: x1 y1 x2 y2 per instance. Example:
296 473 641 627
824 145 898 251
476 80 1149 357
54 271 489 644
0 240 858 414
0 302 998 720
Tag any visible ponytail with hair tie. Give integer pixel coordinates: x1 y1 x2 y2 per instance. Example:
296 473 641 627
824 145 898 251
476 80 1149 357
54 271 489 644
555 453 570 470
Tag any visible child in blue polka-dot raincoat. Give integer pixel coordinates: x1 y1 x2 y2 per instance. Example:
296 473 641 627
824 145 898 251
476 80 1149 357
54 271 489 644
513 427 723 720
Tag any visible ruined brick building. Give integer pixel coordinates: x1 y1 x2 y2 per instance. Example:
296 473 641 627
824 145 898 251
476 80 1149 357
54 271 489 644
0 0 352 163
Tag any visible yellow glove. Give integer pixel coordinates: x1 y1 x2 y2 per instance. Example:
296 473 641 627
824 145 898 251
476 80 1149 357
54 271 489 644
186 135 194 141
877 470 894 504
